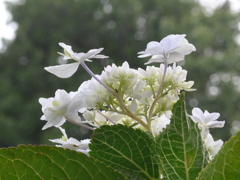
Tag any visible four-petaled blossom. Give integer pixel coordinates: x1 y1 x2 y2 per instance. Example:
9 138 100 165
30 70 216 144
50 127 90 155
205 133 223 157
138 34 196 64
190 107 225 139
44 43 108 78
39 89 85 130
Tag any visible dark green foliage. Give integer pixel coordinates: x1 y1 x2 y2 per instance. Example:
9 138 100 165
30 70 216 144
90 125 159 180
197 130 240 179
0 145 126 179
155 93 209 179
0 0 239 147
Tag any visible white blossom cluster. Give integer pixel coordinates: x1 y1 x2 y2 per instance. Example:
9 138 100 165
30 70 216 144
39 34 225 157
190 108 225 158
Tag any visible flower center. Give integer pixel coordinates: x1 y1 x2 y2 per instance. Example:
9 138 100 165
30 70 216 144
60 136 68 142
52 100 60 107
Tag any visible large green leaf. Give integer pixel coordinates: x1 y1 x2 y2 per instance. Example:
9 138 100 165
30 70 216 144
89 125 159 180
0 145 126 180
196 130 240 180
155 93 209 180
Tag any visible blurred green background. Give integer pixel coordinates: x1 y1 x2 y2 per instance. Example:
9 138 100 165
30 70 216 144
0 0 240 147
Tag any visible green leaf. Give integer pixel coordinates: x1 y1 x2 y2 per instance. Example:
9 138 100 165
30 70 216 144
0 145 126 180
196 130 240 180
89 125 159 180
155 93 209 180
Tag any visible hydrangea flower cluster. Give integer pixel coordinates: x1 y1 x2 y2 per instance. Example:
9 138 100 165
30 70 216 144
39 34 225 158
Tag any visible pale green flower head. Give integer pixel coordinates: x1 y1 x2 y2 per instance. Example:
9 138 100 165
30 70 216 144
101 61 138 91
83 110 124 128
78 76 110 109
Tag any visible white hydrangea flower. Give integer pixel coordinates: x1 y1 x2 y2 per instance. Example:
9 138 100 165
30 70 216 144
101 61 138 91
44 43 108 78
190 107 225 139
205 133 223 157
131 80 151 101
39 89 85 130
138 65 162 87
171 63 195 91
78 76 110 109
156 90 179 111
138 64 194 101
49 127 90 155
138 34 196 64
151 112 171 135
83 110 124 128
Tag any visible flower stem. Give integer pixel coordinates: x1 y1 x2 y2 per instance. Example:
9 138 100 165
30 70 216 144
64 115 95 131
97 110 116 125
81 62 118 96
148 55 168 121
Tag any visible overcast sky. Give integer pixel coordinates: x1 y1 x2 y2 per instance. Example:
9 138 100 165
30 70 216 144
0 0 240 51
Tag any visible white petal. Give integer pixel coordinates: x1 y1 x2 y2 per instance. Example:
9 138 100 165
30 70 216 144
44 62 80 78
57 52 72 60
49 138 65 144
201 128 209 139
59 42 74 55
39 97 54 112
192 108 204 120
55 89 71 105
160 34 186 53
205 134 223 156
212 139 223 156
59 127 68 138
166 52 185 64
144 55 165 64
67 137 82 145
145 41 163 55
83 48 104 59
93 54 109 59
130 99 138 113
72 52 85 59
65 112 82 123
175 38 196 55
190 115 202 124
67 94 85 114
204 112 220 124
138 54 152 58
42 114 66 130
40 114 45 120
147 41 160 48
207 121 225 128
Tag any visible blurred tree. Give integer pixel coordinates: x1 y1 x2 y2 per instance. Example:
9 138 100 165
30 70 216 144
0 0 239 147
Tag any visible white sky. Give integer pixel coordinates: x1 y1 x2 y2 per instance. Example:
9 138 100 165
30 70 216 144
199 0 238 12
0 0 18 52
0 0 240 51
